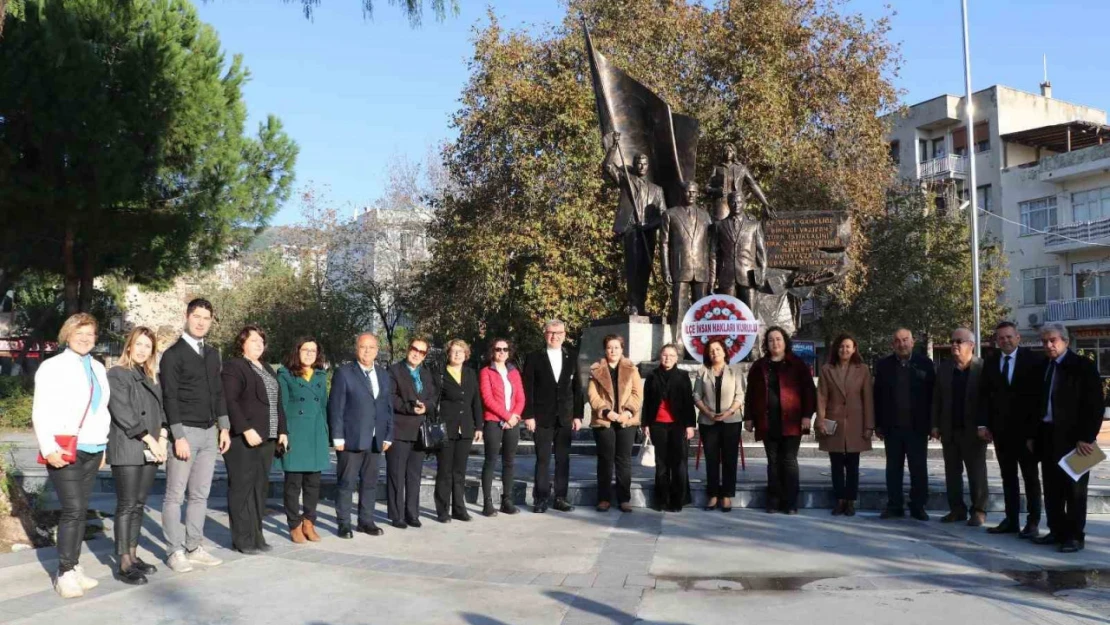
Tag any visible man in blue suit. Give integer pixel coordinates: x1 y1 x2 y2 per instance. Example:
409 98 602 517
328 332 394 538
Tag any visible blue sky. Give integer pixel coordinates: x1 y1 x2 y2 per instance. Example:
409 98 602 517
192 0 1110 225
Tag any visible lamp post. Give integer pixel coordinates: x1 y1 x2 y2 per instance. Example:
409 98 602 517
961 0 982 357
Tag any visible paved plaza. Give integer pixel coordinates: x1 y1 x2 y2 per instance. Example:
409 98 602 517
0 494 1105 624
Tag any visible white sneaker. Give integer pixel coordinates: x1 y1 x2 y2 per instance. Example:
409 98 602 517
72 565 99 590
54 570 84 599
185 546 222 567
166 550 194 573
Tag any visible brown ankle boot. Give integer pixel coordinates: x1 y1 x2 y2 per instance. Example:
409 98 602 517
302 519 321 542
290 522 307 544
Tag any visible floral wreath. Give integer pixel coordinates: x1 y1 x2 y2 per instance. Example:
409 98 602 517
688 298 751 362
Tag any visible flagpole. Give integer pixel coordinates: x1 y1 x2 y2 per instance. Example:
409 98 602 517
961 0 982 357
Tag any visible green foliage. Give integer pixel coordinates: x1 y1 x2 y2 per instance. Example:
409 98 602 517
821 184 1010 361
0 396 32 430
289 0 458 26
414 0 901 353
203 251 371 368
10 271 123 342
0 0 298 312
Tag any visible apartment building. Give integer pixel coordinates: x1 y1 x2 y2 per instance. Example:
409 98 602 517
887 84 1110 373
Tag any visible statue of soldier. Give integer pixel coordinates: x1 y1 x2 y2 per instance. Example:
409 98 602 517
706 142 772 223
661 181 714 353
712 192 767 309
603 131 667 316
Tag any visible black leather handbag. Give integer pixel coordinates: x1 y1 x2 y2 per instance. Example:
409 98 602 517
416 371 447 452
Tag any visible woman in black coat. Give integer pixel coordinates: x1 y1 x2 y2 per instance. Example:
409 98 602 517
221 326 288 554
434 339 483 524
107 327 168 585
642 344 696 512
387 337 438 529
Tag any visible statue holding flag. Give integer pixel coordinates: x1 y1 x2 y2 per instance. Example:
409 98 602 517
584 22 699 317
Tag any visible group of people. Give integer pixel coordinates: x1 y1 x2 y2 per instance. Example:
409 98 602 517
30 298 1105 600
869 322 1103 556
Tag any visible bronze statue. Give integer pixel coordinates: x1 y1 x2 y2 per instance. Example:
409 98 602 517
603 131 667 316
707 143 772 222
661 182 714 352
712 192 767 309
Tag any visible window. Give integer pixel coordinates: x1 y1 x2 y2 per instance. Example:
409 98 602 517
918 139 928 164
1073 262 1110 299
974 121 990 153
1075 339 1110 376
889 140 900 165
1019 196 1058 235
932 138 946 159
977 185 992 213
1072 186 1110 223
1022 266 1061 305
953 127 968 156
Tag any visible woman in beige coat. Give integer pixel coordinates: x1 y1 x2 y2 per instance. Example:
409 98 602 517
588 334 643 513
815 334 874 517
693 339 745 512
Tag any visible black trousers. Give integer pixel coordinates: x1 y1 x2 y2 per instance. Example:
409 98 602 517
995 434 1041 525
435 436 473 516
700 421 741 498
650 422 689 508
885 427 929 512
481 421 519 502
284 471 322 527
533 423 572 502
829 452 860 501
48 451 102 573
225 437 275 551
941 428 989 515
594 425 636 504
1040 424 1089 542
765 436 801 510
111 463 157 555
386 439 424 523
336 448 381 527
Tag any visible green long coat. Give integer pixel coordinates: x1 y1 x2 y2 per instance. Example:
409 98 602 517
277 367 331 473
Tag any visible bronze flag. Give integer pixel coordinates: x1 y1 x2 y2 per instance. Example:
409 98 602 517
583 22 698 209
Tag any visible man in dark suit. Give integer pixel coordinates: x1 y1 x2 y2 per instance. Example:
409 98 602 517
873 328 935 521
661 181 715 355
160 298 231 572
932 327 988 527
978 321 1041 537
1031 323 1104 553
523 320 584 513
328 332 394 538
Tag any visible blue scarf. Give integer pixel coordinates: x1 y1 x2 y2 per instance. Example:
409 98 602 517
407 363 423 394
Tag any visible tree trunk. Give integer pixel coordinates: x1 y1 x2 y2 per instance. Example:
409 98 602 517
63 225 79 316
78 247 94 313
0 0 8 39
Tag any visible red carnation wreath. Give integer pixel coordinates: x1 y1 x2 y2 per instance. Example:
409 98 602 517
688 299 749 362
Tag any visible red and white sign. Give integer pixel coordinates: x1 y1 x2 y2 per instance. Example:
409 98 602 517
680 294 761 364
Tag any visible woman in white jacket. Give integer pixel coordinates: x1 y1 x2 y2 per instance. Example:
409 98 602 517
32 313 111 599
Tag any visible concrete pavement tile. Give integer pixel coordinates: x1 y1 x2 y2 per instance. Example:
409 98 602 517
562 572 598 588
591 571 628 588
531 572 567 587
624 575 656 589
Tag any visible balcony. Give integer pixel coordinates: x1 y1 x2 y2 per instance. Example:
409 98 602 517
1044 297 1110 323
918 154 968 181
1043 216 1110 253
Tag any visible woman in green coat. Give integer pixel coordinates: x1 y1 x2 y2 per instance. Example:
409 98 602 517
277 337 331 543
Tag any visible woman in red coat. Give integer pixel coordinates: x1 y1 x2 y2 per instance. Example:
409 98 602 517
478 338 526 517
744 326 817 514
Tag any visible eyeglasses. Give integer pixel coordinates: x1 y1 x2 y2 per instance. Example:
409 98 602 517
950 339 969 345
493 347 509 353
410 347 428 356
545 331 565 337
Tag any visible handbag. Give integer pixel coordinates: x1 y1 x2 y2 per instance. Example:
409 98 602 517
416 370 448 453
37 382 93 465
638 430 656 468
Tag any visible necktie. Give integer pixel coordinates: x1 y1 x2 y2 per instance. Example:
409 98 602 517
1041 360 1056 421
196 339 204 356
1002 355 1011 386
